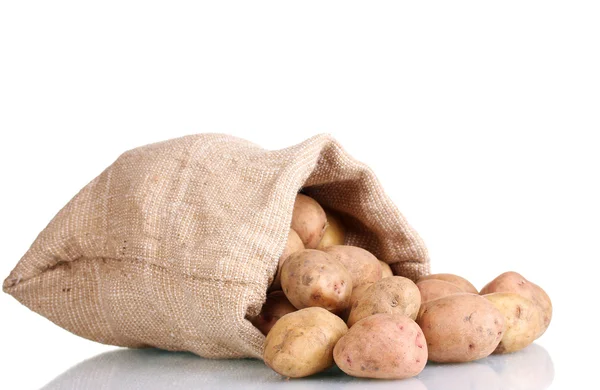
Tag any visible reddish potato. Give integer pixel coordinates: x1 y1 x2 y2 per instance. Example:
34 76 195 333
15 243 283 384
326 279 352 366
291 194 327 249
281 249 352 314
250 291 297 335
317 211 346 249
417 279 464 303
334 313 427 379
480 271 552 338
323 245 381 287
270 229 304 291
418 273 478 294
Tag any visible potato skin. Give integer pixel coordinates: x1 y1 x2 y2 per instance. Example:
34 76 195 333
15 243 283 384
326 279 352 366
417 293 505 363
316 211 346 249
323 245 382 287
270 229 304 291
281 249 352 314
483 292 543 354
379 261 394 278
480 271 552 337
250 291 297 335
347 276 421 327
264 307 348 378
291 194 327 249
341 282 373 322
417 279 463 303
418 273 478 294
334 313 427 379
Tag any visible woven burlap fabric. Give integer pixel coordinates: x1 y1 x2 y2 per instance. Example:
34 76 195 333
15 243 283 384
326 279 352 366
3 133 429 359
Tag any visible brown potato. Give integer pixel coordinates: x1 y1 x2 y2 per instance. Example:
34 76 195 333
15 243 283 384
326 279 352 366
379 260 394 278
250 291 297 335
417 293 505 363
281 249 352 314
323 245 382 287
483 292 544 354
417 279 464 303
480 271 552 338
316 210 346 249
418 273 478 294
264 307 348 378
269 229 304 291
347 276 421 327
334 313 427 379
341 282 374 322
291 194 327 249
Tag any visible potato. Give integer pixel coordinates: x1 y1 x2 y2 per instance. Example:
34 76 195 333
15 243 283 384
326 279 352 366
249 291 297 335
347 276 421 327
341 282 373 322
316 210 346 249
269 229 304 291
281 249 352 314
483 292 543 354
264 307 348 378
379 260 394 278
417 273 478 294
322 245 382 287
417 279 464 303
480 271 552 337
334 313 427 379
291 194 327 249
417 293 505 363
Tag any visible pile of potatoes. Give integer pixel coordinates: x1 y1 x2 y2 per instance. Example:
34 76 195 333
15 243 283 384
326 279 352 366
251 193 552 380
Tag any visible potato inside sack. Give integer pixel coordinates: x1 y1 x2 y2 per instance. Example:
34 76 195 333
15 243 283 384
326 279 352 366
291 194 327 249
280 249 352 314
269 229 304 291
263 307 348 378
347 276 421 327
379 260 394 278
249 291 296 336
334 313 427 379
316 210 346 249
322 245 382 288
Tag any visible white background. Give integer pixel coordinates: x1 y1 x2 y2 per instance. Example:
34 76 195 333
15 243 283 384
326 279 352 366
1 1 598 389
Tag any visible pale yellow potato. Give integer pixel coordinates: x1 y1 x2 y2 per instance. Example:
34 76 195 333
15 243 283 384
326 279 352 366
291 194 327 249
250 291 297 335
269 229 304 291
417 279 464 303
483 292 544 354
281 249 352 314
264 307 348 378
417 293 505 363
418 273 478 294
323 245 382 288
334 313 427 379
341 282 373 322
316 211 346 249
379 260 394 278
480 271 552 338
347 276 421 327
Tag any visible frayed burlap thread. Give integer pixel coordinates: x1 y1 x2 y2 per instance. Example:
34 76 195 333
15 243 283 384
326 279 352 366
3 134 429 359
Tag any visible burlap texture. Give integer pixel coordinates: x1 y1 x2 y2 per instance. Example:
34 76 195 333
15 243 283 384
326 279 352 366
3 133 429 359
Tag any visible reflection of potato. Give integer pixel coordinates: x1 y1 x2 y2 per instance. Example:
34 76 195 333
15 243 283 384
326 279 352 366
317 211 346 249
291 194 327 249
418 361 502 390
334 314 427 379
379 261 394 278
483 293 543 354
281 249 352 314
347 276 420 327
480 271 552 338
417 293 505 363
263 307 348 378
418 273 478 294
270 229 304 291
249 291 297 335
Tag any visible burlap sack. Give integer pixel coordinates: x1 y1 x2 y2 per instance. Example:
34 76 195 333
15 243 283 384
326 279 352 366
3 133 429 359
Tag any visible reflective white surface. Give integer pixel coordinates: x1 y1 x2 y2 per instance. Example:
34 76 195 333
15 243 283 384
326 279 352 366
42 343 553 390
